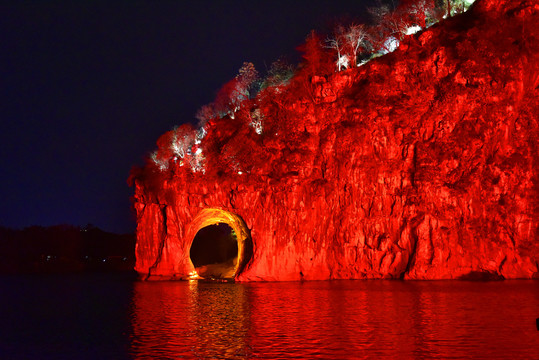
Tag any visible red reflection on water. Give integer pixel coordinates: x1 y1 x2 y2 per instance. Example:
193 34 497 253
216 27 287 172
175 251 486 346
129 280 539 359
130 281 252 359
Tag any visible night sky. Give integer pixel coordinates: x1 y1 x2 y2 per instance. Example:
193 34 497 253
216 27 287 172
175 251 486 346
1 1 380 234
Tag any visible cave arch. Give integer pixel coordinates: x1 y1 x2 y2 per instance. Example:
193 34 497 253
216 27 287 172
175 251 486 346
186 208 252 280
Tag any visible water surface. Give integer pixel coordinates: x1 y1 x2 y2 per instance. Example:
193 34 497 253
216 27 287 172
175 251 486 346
1 274 538 359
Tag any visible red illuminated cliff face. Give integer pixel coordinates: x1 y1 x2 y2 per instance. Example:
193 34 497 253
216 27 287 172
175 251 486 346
131 0 539 281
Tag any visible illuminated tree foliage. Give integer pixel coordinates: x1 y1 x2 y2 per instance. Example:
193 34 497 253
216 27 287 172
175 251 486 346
199 62 260 121
147 0 477 176
260 59 296 90
344 24 369 67
297 31 333 79
195 103 217 127
325 27 348 72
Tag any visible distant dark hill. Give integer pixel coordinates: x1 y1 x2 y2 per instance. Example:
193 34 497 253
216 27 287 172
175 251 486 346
131 0 538 281
0 225 135 273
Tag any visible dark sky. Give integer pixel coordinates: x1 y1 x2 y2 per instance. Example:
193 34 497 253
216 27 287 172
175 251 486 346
1 0 380 234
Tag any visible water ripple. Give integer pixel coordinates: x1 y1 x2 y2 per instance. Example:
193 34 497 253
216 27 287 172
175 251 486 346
128 280 539 359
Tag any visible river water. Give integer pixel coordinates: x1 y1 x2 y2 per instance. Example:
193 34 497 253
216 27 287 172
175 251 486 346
0 273 538 359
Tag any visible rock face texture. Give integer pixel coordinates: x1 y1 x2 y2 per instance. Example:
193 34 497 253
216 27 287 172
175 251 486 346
131 0 539 281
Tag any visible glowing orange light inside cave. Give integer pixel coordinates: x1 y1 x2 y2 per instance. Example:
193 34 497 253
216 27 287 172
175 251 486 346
185 208 252 280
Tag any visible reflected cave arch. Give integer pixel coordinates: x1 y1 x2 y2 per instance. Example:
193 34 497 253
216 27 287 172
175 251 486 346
186 209 252 280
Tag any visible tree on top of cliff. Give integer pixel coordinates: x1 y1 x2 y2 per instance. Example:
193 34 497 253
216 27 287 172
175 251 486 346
297 31 333 79
343 24 370 67
323 0 441 69
147 122 209 175
200 62 259 121
170 124 196 161
441 0 476 17
325 23 372 69
195 103 218 127
367 1 417 53
236 62 259 98
401 0 438 28
325 27 349 71
213 79 240 117
259 59 296 91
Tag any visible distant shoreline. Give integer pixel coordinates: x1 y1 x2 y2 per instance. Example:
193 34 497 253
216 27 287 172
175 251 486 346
0 225 135 274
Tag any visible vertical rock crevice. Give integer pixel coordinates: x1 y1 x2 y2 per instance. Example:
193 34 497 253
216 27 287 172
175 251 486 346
145 205 168 280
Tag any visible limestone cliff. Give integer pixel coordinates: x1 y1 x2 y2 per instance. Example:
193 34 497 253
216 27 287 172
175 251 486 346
130 0 539 281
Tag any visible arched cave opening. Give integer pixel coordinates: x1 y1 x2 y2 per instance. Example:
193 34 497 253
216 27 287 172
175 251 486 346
189 223 238 279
